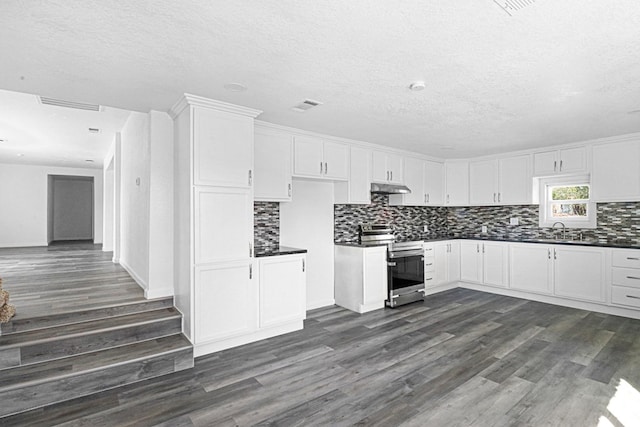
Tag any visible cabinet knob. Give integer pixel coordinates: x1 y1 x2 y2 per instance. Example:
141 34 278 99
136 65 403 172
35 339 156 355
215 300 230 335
288 183 292 197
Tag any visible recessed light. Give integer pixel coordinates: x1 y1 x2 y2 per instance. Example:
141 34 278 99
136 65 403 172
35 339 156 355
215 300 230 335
409 81 426 91
17 153 24 157
224 83 248 92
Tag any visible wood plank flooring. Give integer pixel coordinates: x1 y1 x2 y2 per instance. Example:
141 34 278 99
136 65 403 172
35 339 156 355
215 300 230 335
4 286 640 426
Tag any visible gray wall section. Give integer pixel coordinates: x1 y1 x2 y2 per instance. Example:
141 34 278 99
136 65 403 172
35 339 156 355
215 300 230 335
50 176 94 241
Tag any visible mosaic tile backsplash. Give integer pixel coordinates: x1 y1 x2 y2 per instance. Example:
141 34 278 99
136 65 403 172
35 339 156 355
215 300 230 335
254 202 280 248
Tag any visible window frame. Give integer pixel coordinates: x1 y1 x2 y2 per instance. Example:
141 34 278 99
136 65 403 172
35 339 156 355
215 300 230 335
538 174 596 229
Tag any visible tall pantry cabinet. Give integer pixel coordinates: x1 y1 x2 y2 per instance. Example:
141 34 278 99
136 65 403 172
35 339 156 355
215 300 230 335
170 94 262 357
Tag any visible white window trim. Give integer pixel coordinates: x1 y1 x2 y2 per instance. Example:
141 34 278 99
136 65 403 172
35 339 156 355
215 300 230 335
538 174 597 229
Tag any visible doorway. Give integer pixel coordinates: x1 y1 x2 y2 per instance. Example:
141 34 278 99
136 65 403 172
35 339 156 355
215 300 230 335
47 175 95 244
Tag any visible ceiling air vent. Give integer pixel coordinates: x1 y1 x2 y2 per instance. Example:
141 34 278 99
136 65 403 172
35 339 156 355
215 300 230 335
39 96 101 112
88 128 101 134
292 99 322 113
493 0 537 16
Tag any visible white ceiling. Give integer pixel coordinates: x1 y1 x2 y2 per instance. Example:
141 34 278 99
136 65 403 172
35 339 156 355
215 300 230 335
1 1 639 159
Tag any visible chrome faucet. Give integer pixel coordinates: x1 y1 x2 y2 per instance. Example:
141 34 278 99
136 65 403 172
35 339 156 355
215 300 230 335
552 222 566 240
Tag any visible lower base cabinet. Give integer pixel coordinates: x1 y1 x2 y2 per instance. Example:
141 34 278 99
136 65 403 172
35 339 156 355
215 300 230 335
430 241 460 288
335 245 387 313
509 244 553 295
554 246 606 303
193 254 306 356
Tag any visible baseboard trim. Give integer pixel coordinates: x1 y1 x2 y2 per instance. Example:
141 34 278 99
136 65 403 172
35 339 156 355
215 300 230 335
118 260 149 295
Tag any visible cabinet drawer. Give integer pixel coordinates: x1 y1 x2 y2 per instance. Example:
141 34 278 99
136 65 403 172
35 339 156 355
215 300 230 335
423 244 434 257
612 250 640 268
611 285 640 309
424 257 435 272
612 267 640 288
424 272 435 285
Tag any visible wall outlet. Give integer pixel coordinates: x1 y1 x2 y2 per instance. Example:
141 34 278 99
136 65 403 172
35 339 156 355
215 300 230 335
510 217 519 225
481 225 488 233
423 225 429 232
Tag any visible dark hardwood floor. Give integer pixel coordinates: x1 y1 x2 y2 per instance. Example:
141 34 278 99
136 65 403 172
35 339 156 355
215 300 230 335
3 281 640 426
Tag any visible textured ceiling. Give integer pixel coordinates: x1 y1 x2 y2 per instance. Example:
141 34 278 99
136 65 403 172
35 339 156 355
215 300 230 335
1 0 639 159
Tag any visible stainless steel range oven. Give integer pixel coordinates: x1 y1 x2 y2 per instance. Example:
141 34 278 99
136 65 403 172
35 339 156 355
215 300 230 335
386 241 425 307
358 224 425 308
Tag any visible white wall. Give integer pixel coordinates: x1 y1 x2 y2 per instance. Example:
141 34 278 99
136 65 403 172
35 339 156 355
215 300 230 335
147 110 174 298
0 163 103 248
280 179 336 310
119 112 150 289
103 157 115 252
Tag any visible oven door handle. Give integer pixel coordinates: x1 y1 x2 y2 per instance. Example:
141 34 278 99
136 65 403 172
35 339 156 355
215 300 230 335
387 261 397 267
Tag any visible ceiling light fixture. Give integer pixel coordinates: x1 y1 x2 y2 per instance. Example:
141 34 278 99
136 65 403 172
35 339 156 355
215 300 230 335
224 83 248 92
17 153 24 157
409 81 426 91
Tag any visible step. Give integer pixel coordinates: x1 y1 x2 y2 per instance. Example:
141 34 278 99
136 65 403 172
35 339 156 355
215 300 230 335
0 297 174 335
0 308 182 369
0 334 193 418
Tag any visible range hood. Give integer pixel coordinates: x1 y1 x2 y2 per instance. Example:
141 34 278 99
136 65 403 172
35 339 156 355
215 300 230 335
370 183 412 194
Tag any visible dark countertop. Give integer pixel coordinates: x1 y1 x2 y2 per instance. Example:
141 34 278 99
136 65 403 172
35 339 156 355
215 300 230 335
255 246 307 257
335 236 640 250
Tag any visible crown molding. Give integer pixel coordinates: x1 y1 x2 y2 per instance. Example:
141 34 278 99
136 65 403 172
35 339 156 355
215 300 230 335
169 94 262 119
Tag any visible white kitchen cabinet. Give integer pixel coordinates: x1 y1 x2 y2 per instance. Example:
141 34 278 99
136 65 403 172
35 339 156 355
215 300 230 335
460 240 508 287
554 246 606 303
469 160 498 206
509 244 553 295
533 146 587 177
194 187 253 265
335 146 371 204
430 241 459 288
372 151 403 184
258 254 306 328
335 245 387 313
254 129 292 202
389 157 424 206
293 136 348 180
194 261 256 343
611 249 640 309
444 161 469 206
469 155 532 206
424 161 444 205
591 139 640 202
193 106 254 188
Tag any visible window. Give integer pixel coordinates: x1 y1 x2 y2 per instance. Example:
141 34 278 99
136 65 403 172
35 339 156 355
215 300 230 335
539 175 596 228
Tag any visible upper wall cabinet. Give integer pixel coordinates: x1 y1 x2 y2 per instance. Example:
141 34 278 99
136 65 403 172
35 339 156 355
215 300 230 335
193 107 254 188
533 146 587 177
372 151 403 184
293 136 349 180
444 161 469 206
335 146 372 204
424 160 444 206
592 138 640 202
254 129 292 202
389 157 425 206
469 155 532 206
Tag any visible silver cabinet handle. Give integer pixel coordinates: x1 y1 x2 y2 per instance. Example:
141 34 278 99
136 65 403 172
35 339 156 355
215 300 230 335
554 160 557 172
482 244 485 253
390 171 393 181
324 162 328 174
424 194 427 203
548 249 551 259
425 263 433 267
249 264 252 279
627 257 640 260
426 194 430 203
554 249 557 260
302 259 305 272
320 161 323 174
560 160 563 171
498 193 501 202
493 193 496 203
446 194 450 204
249 242 253 257
626 276 640 280
425 277 433 281
248 170 252 186
476 244 479 253
288 183 292 197
626 295 640 300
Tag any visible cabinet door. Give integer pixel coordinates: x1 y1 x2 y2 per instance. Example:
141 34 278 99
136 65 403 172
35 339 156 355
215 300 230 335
469 160 498 205
448 241 461 282
533 151 558 176
193 107 253 187
323 141 349 180
432 242 449 287
293 136 324 177
558 147 586 174
592 140 640 202
394 157 424 206
445 162 469 206
337 146 371 204
194 187 253 265
254 131 292 201
259 255 306 328
424 161 444 205
372 151 389 183
195 261 256 343
460 241 482 283
554 247 605 303
387 154 404 184
509 244 552 294
363 248 388 306
499 155 532 205
483 242 508 288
